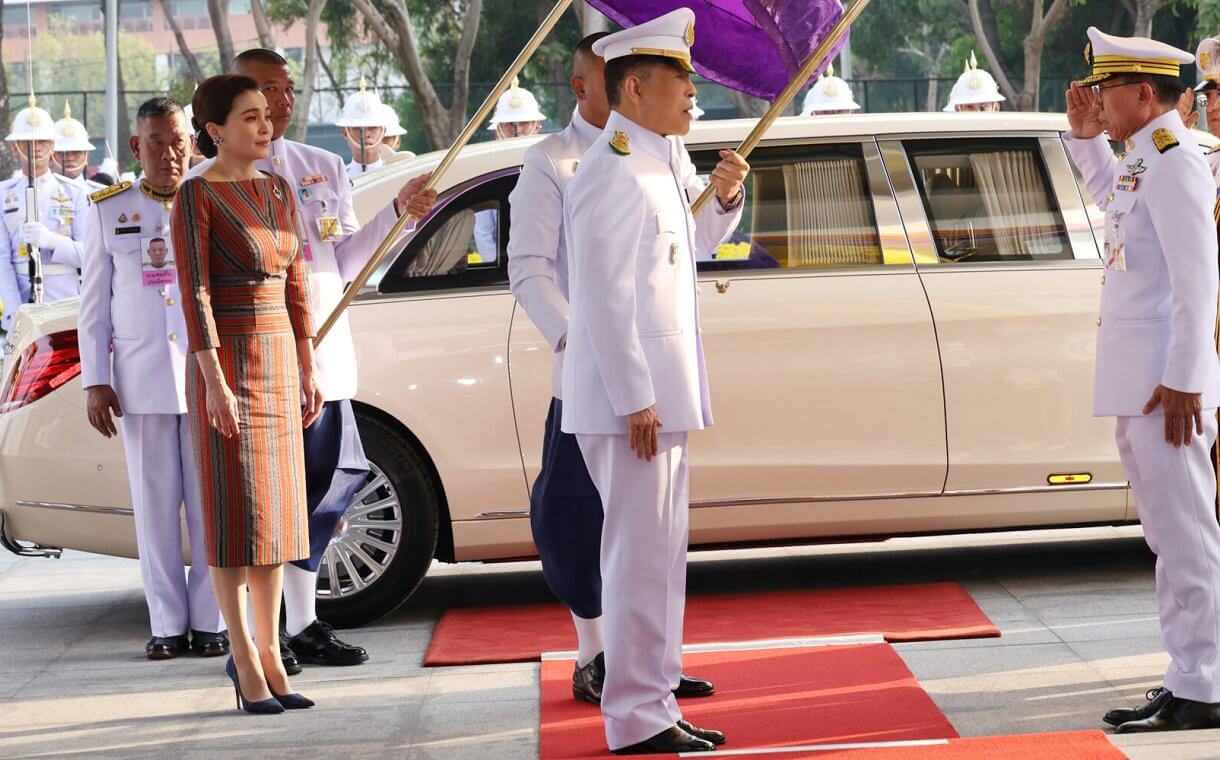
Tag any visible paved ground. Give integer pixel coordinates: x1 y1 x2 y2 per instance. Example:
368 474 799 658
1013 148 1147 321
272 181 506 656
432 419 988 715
4 526 1220 759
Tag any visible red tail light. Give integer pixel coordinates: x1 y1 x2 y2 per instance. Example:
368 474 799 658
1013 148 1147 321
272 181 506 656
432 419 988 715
0 331 82 414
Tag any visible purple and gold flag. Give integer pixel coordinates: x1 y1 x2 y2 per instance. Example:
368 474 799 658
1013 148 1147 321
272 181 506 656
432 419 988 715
587 0 847 101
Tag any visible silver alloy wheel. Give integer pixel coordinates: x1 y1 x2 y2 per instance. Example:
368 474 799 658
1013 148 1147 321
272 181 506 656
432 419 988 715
317 463 404 600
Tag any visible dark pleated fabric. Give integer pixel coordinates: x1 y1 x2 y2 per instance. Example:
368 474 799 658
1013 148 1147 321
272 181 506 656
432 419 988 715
172 175 314 567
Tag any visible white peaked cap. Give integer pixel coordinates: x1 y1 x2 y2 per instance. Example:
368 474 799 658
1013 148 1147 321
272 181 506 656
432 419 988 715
943 51 1005 111
801 63 860 114
53 102 95 152
1080 26 1192 85
488 78 548 129
592 7 696 73
336 76 387 128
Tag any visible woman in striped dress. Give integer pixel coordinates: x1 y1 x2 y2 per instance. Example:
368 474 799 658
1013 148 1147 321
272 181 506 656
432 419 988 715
173 74 323 713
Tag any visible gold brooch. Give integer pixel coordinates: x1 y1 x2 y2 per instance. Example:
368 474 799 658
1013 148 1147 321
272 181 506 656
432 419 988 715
609 131 630 155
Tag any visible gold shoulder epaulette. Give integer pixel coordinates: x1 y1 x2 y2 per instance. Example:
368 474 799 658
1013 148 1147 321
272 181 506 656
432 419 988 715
609 130 631 155
90 180 132 204
1152 128 1179 154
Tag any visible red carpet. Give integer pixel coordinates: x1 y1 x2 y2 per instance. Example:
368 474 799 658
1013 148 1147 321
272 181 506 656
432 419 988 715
742 731 1126 758
425 582 998 666
539 643 958 759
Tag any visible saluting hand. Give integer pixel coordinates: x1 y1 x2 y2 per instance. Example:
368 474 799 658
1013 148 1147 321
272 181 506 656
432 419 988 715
1065 83 1106 140
85 385 123 438
1143 384 1205 448
627 405 663 461
395 172 438 219
1177 89 1201 130
710 150 749 206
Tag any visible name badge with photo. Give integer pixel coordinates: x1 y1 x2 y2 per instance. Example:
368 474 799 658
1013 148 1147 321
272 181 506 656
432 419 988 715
141 235 176 287
316 215 341 242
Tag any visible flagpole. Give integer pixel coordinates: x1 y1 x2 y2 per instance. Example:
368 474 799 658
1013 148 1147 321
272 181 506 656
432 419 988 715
315 0 574 345
690 0 872 215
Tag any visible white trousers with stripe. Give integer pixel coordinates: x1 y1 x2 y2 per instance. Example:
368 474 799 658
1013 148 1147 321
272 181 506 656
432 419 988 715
1117 412 1220 702
120 413 223 637
577 431 689 750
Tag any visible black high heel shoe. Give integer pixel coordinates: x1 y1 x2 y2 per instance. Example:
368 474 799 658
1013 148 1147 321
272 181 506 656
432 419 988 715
269 688 315 710
226 656 285 715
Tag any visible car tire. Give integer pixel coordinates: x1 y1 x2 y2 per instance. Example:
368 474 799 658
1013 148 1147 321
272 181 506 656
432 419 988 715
315 411 441 628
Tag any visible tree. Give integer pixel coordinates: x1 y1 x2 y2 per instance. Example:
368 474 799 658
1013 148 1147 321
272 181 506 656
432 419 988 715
251 0 277 48
208 0 237 68
159 0 206 83
0 5 13 177
1123 0 1170 37
968 0 1073 111
294 0 328 141
349 0 483 149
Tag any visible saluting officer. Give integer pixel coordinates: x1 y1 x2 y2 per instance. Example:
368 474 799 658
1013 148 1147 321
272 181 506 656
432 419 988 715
338 78 387 178
0 98 88 331
78 97 228 660
1065 27 1220 733
192 48 436 673
52 102 104 193
563 10 748 754
944 52 1005 112
508 32 725 710
1194 38 1220 184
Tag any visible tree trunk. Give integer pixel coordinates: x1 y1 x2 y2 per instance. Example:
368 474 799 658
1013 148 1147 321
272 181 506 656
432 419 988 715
728 91 769 118
207 0 236 69
1129 0 1166 37
293 0 326 142
0 5 13 178
318 48 345 108
538 0 574 120
158 0 205 83
250 0 276 49
576 0 607 35
968 0 1068 111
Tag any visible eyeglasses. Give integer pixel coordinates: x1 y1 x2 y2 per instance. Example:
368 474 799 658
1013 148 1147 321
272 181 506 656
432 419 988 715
1091 81 1138 98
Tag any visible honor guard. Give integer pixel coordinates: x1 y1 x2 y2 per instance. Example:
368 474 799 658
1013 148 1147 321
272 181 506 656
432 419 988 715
52 102 103 193
944 52 1005 112
562 10 748 754
0 96 88 331
1065 27 1220 733
1195 37 1220 184
380 102 407 153
192 48 437 672
800 63 861 116
337 77 386 178
77 97 227 660
478 79 550 265
507 32 729 712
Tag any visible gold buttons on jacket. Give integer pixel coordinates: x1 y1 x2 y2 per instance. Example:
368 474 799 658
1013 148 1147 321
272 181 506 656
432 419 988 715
168 333 177 342
165 297 175 306
1100 275 1105 285
1096 317 1102 327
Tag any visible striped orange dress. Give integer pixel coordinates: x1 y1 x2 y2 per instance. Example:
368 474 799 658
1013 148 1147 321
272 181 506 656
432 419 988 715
172 174 313 567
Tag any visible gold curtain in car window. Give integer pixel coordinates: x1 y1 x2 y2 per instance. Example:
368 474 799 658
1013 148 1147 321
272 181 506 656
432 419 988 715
968 150 1060 259
407 209 478 278
783 159 881 267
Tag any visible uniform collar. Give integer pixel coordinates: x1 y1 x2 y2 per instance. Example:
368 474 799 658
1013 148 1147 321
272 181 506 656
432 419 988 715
570 108 602 147
605 111 674 164
349 158 383 174
1127 109 1184 153
15 171 58 187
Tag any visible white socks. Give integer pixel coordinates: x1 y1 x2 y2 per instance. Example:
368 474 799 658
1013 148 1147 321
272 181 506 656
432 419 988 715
573 613 605 667
283 563 320 637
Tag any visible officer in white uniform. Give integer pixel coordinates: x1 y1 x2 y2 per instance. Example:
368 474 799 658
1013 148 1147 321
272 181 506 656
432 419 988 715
0 97 88 331
1194 38 1220 185
563 10 748 754
1064 27 1220 733
52 102 103 193
78 97 227 660
191 48 436 672
508 32 730 710
477 80 550 264
800 63 861 116
944 52 1006 112
339 78 387 178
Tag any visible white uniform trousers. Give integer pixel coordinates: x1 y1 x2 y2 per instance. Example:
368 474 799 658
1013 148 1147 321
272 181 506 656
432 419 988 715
577 431 689 750
1116 412 1220 702
120 413 223 637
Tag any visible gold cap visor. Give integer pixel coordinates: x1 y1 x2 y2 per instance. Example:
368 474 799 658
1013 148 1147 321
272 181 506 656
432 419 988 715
630 47 696 73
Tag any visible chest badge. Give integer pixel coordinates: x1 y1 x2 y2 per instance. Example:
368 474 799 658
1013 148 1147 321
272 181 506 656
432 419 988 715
1126 158 1147 176
118 212 128 223
609 131 631 155
301 174 328 187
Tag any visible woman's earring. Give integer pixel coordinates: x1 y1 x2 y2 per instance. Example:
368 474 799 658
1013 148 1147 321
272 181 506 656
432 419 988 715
213 135 224 146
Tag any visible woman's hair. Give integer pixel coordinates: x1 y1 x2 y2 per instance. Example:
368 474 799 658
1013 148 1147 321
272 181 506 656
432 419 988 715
191 74 261 159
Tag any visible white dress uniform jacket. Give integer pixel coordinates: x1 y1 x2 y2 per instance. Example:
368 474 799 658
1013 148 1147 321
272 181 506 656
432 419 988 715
191 138 399 401
346 158 384 179
65 172 105 194
508 109 741 399
1064 109 1220 415
0 171 87 330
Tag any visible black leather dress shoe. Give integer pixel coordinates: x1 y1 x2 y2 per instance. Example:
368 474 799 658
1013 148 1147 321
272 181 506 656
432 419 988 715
190 630 230 658
612 725 716 755
278 631 303 676
572 652 605 705
1104 687 1171 727
674 673 715 698
146 635 189 660
288 620 369 666
1116 695 1220 733
677 719 726 745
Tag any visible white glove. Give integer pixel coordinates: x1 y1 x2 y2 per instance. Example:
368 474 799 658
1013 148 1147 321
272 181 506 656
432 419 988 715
20 221 64 251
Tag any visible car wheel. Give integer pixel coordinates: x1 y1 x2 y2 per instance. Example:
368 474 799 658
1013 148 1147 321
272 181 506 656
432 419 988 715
315 412 441 628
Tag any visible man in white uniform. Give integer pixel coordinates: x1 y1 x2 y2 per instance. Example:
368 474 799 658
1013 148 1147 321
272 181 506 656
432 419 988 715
476 80 550 264
339 79 387 178
52 102 103 193
944 52 1005 112
508 32 733 710
1064 27 1220 733
563 10 748 754
78 97 227 660
0 98 88 331
1194 38 1220 184
192 48 437 673
800 63 861 116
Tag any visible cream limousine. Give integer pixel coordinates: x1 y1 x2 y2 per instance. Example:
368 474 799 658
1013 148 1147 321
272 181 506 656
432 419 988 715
0 112 1125 627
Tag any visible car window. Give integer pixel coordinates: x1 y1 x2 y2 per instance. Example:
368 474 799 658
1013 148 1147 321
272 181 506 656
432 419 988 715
690 143 887 273
379 171 516 293
905 138 1072 264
